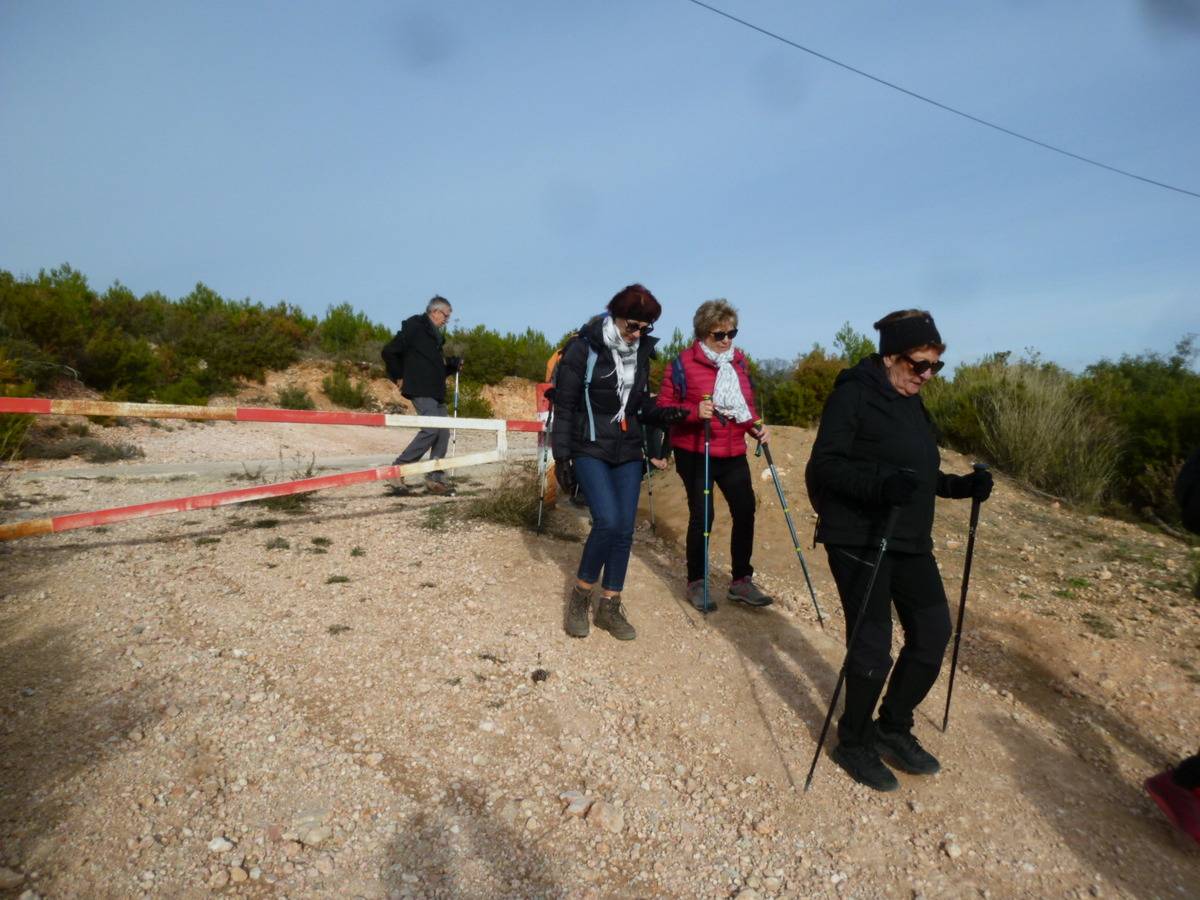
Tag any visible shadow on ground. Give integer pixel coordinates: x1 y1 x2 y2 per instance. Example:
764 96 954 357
383 780 561 898
0 620 159 858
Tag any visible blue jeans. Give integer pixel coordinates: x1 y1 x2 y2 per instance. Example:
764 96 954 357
573 456 643 592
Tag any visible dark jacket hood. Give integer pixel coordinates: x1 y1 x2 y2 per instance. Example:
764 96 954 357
837 355 898 398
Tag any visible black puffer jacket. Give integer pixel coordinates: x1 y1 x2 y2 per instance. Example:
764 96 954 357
551 316 667 466
805 356 963 553
381 314 457 402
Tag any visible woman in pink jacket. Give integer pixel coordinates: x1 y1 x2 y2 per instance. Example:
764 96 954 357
658 299 772 611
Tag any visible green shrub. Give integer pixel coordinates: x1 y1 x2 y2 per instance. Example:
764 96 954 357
788 345 845 426
460 465 540 529
277 385 315 410
317 302 391 357
924 354 1120 506
833 321 876 365
445 324 554 384
321 364 373 409
1078 336 1200 520
454 379 494 418
0 350 34 459
154 375 210 407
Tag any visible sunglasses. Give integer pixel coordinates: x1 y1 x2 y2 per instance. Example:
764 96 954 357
710 328 739 341
622 320 654 335
900 354 945 375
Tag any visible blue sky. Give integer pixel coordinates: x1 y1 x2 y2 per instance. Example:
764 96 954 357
2 0 1197 370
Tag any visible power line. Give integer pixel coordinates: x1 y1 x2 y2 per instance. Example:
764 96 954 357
682 0 1200 201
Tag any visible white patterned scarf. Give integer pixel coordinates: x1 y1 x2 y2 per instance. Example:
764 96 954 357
602 316 640 425
700 343 753 423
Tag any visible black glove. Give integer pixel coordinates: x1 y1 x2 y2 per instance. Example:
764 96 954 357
949 468 993 502
445 356 463 373
554 458 577 494
880 471 920 507
658 405 689 426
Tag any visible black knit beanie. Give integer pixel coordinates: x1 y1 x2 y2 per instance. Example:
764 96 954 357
874 313 942 357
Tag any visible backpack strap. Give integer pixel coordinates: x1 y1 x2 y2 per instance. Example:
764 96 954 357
583 347 599 442
671 356 686 399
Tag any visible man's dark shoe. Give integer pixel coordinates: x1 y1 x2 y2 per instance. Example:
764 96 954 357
832 742 899 792
875 726 941 775
594 595 636 641
565 585 591 638
727 577 773 607
425 478 455 496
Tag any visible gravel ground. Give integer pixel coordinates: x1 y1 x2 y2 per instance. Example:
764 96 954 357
1 411 1198 899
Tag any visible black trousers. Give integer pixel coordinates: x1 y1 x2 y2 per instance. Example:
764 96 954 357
826 546 951 746
674 448 756 583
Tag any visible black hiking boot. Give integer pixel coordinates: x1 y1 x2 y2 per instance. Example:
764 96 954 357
565 585 591 638
832 742 899 792
875 726 941 775
594 595 636 641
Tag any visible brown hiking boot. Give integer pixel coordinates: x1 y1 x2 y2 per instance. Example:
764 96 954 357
565 585 591 638
424 477 454 496
594 594 636 641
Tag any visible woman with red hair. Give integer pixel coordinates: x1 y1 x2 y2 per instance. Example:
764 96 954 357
551 284 687 641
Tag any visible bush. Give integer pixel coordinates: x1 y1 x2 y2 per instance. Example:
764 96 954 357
18 428 144 463
445 324 554 384
460 465 540 529
321 364 373 409
788 346 845 426
0 349 34 459
1078 336 1200 520
454 379 494 418
924 353 1120 506
277 385 315 410
317 302 391 357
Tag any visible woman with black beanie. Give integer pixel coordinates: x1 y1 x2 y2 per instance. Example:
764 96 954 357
805 309 993 792
551 284 687 641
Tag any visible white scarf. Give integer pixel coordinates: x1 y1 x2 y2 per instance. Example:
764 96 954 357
602 316 639 425
700 343 753 423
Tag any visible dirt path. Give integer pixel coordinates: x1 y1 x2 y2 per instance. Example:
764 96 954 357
1 415 1197 898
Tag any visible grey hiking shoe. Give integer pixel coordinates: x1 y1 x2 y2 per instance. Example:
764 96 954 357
594 595 636 640
686 579 716 613
727 577 773 607
565 585 591 638
875 726 941 775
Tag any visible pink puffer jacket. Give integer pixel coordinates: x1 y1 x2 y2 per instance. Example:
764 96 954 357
657 341 759 458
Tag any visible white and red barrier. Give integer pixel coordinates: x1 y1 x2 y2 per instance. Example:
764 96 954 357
0 397 544 433
0 396 544 542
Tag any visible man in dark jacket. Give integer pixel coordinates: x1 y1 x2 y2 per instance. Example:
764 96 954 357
380 296 463 494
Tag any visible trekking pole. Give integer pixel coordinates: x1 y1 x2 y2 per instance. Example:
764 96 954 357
804 503 903 792
644 458 656 532
701 394 714 614
942 462 988 732
449 370 460 457
753 419 825 628
536 409 553 533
